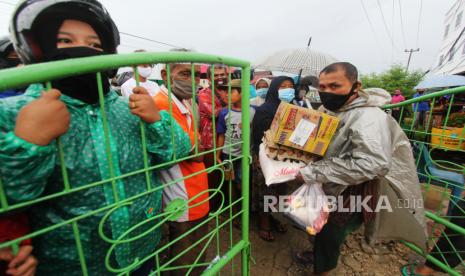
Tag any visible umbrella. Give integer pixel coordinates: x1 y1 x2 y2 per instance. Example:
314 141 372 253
253 48 338 77
414 74 465 90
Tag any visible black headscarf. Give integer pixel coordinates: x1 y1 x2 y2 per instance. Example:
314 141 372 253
252 76 295 154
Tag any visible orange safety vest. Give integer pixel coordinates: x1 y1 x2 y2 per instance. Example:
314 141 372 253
154 88 209 222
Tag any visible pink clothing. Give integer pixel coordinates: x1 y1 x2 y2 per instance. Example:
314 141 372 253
391 94 405 104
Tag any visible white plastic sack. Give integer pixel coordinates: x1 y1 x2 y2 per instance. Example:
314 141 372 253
284 183 329 235
259 143 305 186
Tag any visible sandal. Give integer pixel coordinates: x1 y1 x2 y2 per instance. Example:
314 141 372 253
258 229 275 242
270 216 287 233
401 263 432 276
258 215 275 242
293 250 313 267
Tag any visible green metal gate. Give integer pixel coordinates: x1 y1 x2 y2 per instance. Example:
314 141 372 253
0 51 252 275
383 87 465 276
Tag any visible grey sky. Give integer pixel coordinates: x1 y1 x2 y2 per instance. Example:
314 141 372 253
0 0 455 74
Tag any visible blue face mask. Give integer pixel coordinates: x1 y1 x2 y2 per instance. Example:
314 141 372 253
256 88 268 99
278 88 295 103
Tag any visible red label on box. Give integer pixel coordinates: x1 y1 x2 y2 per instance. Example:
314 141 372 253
284 109 298 130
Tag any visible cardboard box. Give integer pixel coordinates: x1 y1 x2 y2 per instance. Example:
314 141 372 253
269 102 340 156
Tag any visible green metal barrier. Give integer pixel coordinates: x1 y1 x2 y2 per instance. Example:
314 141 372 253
383 87 465 276
0 52 251 275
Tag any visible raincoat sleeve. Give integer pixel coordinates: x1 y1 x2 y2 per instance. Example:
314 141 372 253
145 110 191 162
0 102 56 203
300 117 391 186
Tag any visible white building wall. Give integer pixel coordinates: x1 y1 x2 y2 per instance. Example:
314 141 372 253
432 0 465 75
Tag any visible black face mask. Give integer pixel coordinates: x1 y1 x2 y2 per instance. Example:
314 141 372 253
318 83 358 112
7 57 21 68
0 57 21 69
44 47 110 104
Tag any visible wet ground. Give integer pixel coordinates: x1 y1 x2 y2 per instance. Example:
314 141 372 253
202 213 460 276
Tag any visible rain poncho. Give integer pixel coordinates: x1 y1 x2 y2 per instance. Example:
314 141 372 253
0 84 191 275
300 88 427 250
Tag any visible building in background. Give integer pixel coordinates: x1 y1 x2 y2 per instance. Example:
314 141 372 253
432 0 465 75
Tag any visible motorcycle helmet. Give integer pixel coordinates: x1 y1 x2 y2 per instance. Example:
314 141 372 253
0 36 19 69
10 0 120 64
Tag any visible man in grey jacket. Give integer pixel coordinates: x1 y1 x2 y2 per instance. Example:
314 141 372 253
295 62 427 276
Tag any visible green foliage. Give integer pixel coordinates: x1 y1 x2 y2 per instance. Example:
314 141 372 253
361 64 424 98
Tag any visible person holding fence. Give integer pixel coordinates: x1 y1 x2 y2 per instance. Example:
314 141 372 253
0 37 24 98
0 214 37 276
0 35 36 276
155 56 210 276
0 0 191 275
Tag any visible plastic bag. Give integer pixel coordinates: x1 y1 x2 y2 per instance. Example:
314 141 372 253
258 143 306 186
284 183 329 235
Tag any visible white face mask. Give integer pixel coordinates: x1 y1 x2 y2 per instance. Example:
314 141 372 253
137 66 152 79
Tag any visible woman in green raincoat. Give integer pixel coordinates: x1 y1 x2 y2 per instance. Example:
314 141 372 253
0 0 191 275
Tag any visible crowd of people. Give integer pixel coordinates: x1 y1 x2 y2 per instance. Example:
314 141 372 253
0 1 463 276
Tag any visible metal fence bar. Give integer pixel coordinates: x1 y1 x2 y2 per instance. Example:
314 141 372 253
384 85 465 275
134 67 153 191
240 64 251 276
0 52 251 275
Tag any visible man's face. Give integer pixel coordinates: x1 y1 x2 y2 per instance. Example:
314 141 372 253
318 69 356 95
213 67 227 86
171 64 201 84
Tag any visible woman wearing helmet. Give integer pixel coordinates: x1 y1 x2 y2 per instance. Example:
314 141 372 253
0 0 191 275
0 36 24 98
0 36 21 70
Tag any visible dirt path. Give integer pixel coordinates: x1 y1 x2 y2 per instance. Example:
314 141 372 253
204 213 460 276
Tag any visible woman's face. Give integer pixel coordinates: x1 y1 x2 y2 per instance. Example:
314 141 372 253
279 80 294 89
56 19 103 51
256 80 269 89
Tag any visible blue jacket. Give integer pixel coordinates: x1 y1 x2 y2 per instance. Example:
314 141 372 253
412 93 430 112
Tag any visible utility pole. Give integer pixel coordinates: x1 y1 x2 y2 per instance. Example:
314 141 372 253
404 48 420 73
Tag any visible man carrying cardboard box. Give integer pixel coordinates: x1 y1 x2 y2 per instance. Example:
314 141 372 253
294 62 427 276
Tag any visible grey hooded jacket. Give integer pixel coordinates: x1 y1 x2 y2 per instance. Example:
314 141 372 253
300 88 427 251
